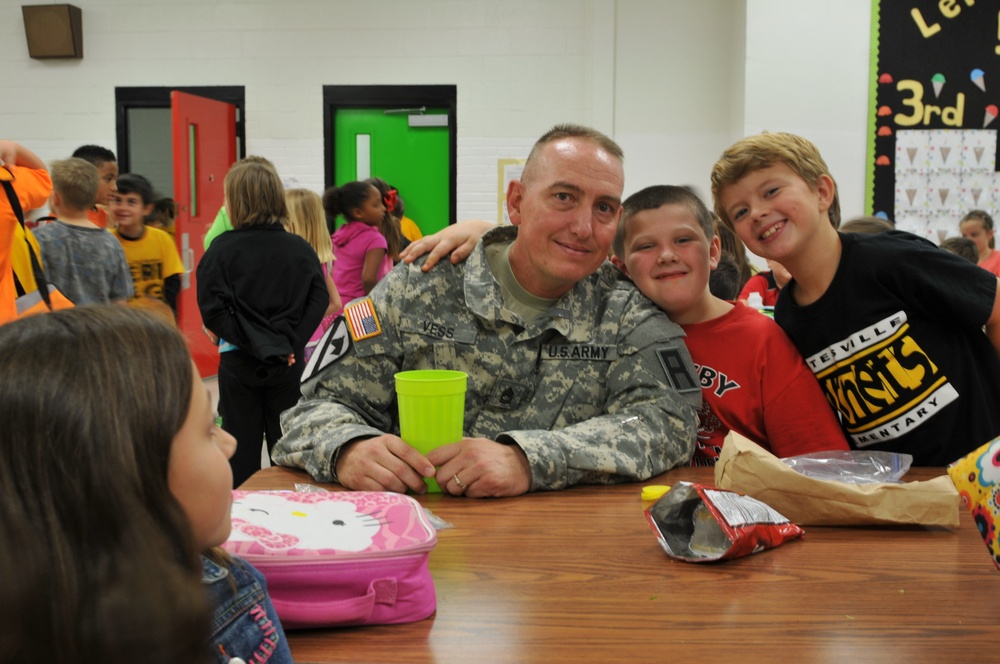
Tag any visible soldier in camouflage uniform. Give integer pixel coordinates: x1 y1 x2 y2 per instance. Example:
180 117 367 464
273 124 700 497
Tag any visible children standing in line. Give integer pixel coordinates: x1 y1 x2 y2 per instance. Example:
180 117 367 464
959 210 1000 276
71 145 118 229
32 159 132 306
284 187 342 362
325 180 393 308
712 132 1000 466
197 159 328 487
111 174 185 315
0 305 291 663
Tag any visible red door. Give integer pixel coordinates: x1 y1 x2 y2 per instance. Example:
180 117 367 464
172 91 236 378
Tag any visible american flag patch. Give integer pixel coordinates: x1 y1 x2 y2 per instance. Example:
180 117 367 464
345 298 382 341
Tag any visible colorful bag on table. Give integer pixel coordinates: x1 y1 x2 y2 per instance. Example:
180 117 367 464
947 436 1000 570
222 490 437 629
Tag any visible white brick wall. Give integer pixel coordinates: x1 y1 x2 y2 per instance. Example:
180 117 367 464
1 0 873 224
1 0 605 221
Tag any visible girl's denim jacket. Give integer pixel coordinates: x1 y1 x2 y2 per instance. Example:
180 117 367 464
202 554 293 664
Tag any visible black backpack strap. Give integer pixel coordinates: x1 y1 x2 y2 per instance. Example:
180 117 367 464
1 167 53 310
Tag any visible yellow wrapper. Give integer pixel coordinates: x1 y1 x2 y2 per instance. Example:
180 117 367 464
947 437 1000 570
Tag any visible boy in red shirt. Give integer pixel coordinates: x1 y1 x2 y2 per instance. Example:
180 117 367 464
610 185 849 464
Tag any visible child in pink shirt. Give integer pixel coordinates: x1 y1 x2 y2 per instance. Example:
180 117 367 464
324 181 392 310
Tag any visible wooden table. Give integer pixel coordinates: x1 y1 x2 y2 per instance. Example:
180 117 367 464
242 466 999 663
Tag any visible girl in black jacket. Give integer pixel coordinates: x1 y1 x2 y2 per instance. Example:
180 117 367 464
197 158 328 486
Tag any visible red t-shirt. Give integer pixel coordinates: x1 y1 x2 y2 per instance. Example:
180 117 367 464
979 249 1000 277
737 271 780 306
681 301 851 465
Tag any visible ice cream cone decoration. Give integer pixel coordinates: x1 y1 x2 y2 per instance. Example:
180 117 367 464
985 104 998 128
932 73 945 98
971 68 986 93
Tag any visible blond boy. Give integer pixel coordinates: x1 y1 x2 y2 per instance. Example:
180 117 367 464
32 159 132 305
712 132 1000 465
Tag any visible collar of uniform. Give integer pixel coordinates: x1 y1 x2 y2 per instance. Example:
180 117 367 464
463 225 513 321
466 225 600 342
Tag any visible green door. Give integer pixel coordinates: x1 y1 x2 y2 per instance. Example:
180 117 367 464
333 108 450 235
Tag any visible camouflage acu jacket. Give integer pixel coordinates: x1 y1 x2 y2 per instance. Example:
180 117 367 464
274 226 700 490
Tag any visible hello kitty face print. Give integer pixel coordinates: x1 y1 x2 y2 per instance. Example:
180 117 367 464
224 491 436 558
229 493 380 552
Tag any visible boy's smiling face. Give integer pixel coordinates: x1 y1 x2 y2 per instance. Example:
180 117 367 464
110 191 151 231
619 203 720 325
718 162 834 264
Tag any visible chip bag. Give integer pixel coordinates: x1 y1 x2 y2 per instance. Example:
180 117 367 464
947 436 1000 570
644 482 804 563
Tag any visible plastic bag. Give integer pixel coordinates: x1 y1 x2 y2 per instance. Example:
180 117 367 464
781 450 912 484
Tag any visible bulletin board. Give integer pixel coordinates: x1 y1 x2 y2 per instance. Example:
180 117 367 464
866 0 1000 242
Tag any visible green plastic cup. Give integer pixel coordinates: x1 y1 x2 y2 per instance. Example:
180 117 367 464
395 370 468 492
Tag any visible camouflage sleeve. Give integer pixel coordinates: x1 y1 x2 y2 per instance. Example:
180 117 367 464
273 265 411 482
505 303 700 491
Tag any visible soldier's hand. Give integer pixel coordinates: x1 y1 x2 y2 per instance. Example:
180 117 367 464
399 219 494 271
335 435 436 494
428 438 532 498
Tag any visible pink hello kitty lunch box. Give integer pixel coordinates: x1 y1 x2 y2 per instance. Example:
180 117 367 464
222 490 437 630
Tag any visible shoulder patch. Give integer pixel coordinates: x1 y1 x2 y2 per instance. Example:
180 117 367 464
301 316 351 383
655 346 699 394
344 298 382 341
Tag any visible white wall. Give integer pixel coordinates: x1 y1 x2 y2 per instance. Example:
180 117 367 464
614 0 747 201
743 0 872 220
1 0 873 223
